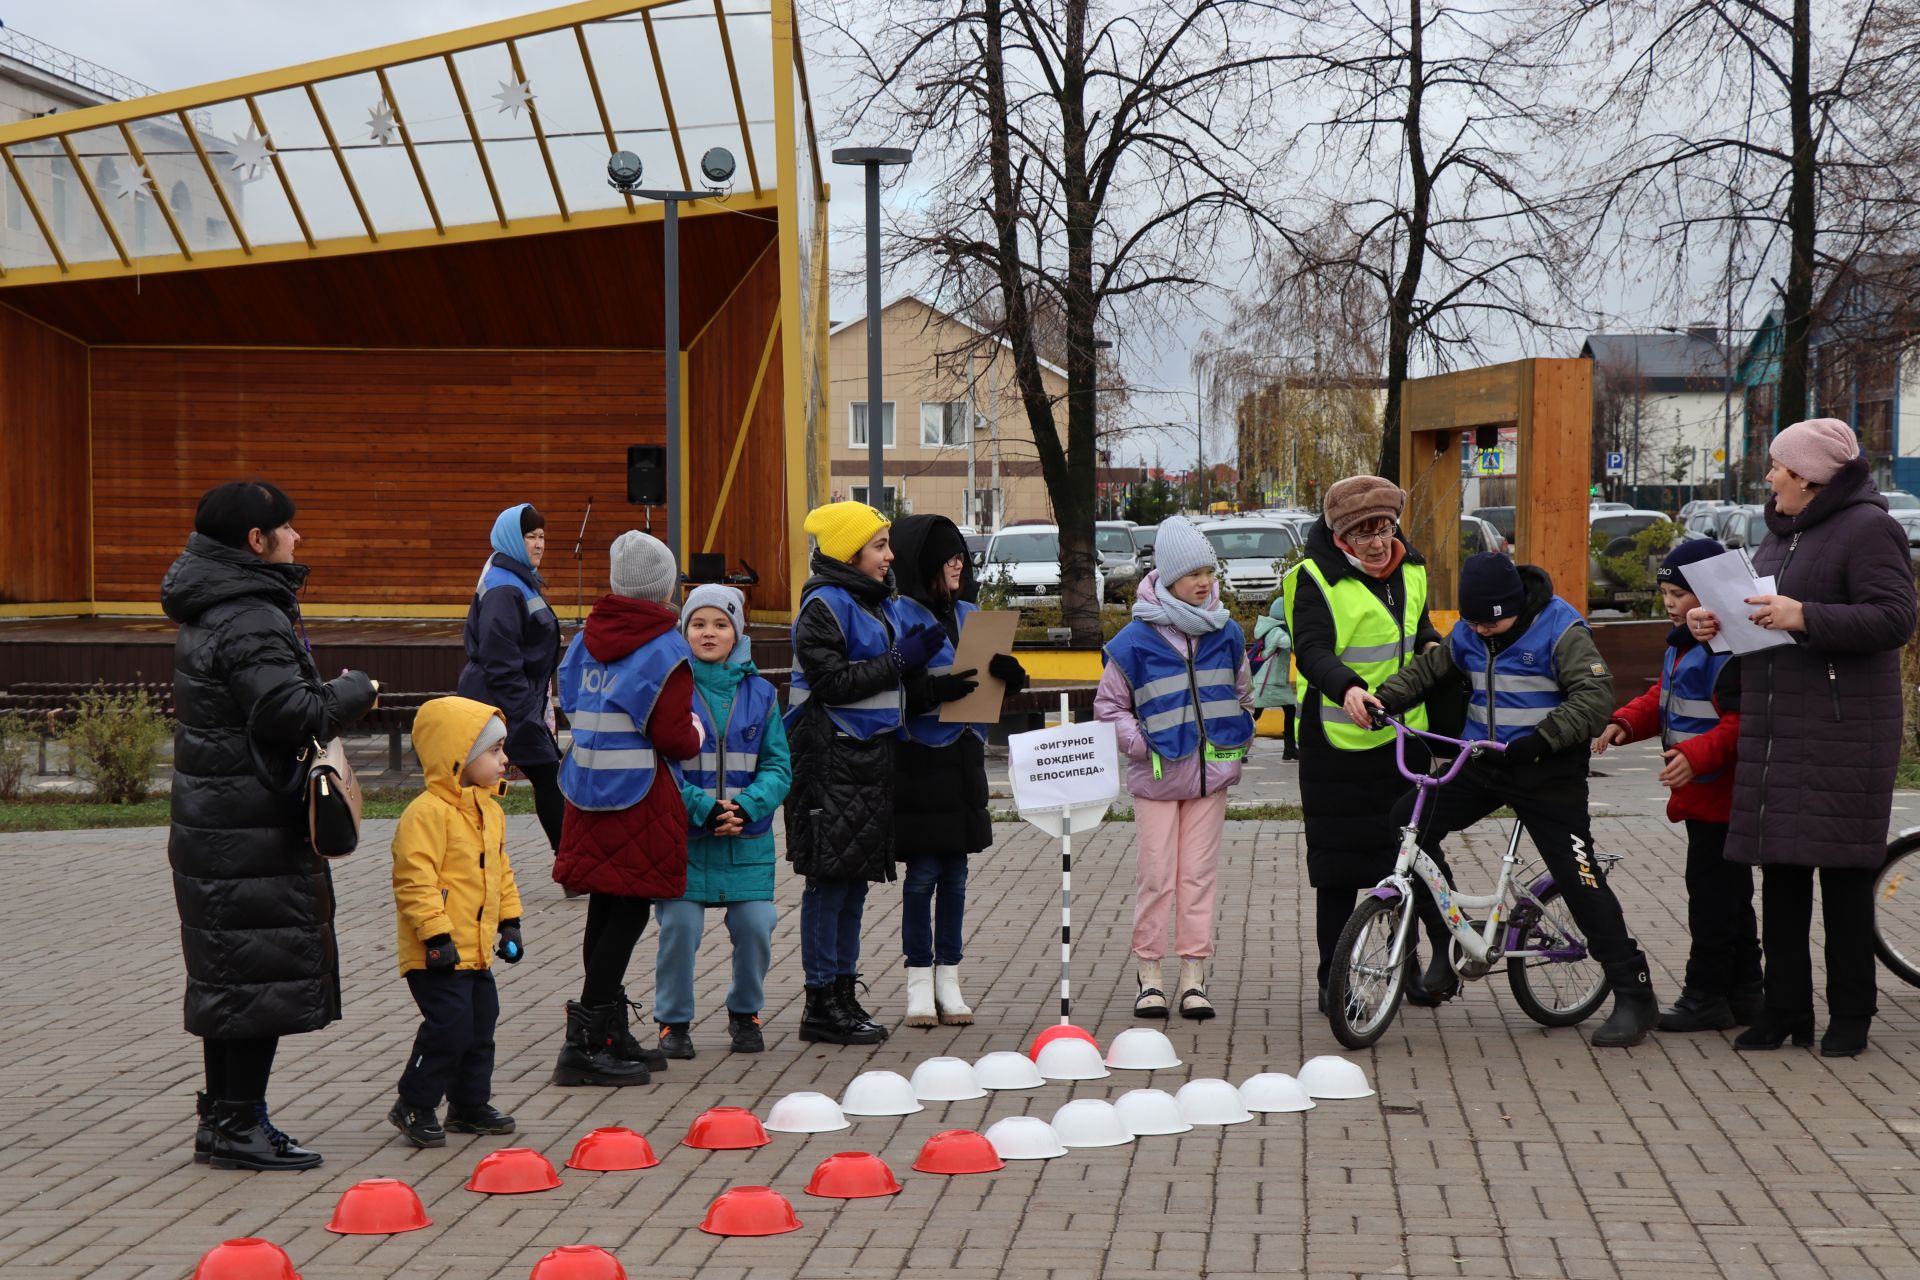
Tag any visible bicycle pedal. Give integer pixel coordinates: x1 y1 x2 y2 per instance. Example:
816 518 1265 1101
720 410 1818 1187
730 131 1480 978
1596 851 1623 865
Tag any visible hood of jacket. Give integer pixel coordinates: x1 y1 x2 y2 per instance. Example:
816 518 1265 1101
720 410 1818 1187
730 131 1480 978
583 594 681 663
804 548 896 608
1486 563 1558 656
1765 455 1884 538
161 533 310 624
413 695 507 806
891 514 975 616
1303 516 1425 584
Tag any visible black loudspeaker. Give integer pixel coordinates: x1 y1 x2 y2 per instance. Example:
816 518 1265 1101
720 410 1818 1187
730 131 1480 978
627 446 666 504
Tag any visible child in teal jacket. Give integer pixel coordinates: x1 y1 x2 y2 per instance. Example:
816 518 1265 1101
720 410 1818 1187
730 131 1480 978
652 585 792 1056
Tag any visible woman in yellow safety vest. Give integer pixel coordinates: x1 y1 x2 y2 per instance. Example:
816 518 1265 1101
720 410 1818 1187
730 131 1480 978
1282 475 1448 1014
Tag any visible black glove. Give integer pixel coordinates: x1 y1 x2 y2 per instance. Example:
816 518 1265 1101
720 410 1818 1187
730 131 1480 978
424 934 460 970
1501 734 1549 768
926 668 979 704
988 652 1030 695
495 920 523 964
894 625 945 673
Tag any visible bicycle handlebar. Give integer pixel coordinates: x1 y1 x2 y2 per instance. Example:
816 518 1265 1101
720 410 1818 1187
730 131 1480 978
1368 708 1505 788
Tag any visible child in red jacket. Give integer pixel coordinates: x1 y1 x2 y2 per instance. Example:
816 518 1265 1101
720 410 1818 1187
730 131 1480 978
1594 539 1761 1032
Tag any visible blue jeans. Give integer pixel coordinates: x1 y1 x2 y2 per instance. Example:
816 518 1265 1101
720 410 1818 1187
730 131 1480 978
800 878 869 988
653 897 777 1025
902 851 968 967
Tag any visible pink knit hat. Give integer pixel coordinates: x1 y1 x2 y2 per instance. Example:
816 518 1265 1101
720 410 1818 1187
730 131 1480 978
1770 417 1859 484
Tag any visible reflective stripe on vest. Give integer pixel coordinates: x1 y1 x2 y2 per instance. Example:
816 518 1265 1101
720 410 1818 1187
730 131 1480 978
686 673 778 836
895 597 990 746
1104 621 1254 762
1450 596 1584 746
1281 557 1429 750
783 586 906 740
1660 643 1731 777
557 628 692 810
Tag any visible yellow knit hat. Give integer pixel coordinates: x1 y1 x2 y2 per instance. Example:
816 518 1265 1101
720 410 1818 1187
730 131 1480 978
804 500 891 562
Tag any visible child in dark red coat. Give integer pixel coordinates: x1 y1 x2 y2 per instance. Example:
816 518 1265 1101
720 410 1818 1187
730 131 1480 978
1594 539 1761 1031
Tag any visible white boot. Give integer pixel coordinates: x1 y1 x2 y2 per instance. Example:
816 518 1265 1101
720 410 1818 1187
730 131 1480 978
904 966 938 1028
1177 958 1215 1020
1134 957 1168 1019
933 965 974 1025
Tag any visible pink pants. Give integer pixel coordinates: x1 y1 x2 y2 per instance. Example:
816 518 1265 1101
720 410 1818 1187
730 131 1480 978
1131 791 1229 961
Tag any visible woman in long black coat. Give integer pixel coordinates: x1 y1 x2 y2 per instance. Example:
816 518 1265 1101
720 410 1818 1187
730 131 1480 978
163 481 378 1171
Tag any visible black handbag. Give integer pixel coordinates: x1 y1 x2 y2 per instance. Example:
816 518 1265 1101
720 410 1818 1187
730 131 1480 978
306 737 361 857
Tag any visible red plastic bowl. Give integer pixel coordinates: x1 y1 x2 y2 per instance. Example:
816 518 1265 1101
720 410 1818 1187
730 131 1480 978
682 1106 771 1151
325 1178 431 1234
566 1127 661 1172
699 1186 803 1236
466 1147 563 1194
911 1128 1006 1175
803 1151 903 1199
192 1238 301 1280
1027 1024 1099 1060
529 1245 629 1280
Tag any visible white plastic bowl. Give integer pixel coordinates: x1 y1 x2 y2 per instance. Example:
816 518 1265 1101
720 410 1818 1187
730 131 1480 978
1296 1054 1375 1100
1239 1073 1315 1114
973 1050 1046 1091
910 1056 986 1102
1049 1098 1133 1148
1035 1036 1110 1081
984 1115 1068 1160
1113 1088 1193 1136
1175 1077 1254 1126
839 1070 925 1116
1104 1027 1182 1071
764 1090 851 1133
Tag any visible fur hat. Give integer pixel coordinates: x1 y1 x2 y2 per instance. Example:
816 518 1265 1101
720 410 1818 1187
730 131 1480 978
1322 475 1405 540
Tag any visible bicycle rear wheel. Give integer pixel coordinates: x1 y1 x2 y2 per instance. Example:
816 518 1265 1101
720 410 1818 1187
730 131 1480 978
1505 880 1610 1027
1874 832 1920 989
1327 894 1410 1049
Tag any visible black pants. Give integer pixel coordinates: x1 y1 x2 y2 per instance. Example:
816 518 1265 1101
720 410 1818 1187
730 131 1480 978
201 1036 278 1102
520 760 565 853
1759 864 1877 1022
398 969 499 1109
1392 767 1650 991
1315 888 1356 988
1681 821 1762 995
581 893 652 1007
1282 705 1298 757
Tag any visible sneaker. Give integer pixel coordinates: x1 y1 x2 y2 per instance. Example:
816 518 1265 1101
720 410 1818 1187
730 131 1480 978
657 1022 696 1060
445 1102 516 1135
386 1100 446 1148
728 1010 765 1054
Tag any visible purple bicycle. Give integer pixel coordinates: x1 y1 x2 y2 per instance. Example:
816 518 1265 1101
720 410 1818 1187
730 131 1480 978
1326 713 1616 1049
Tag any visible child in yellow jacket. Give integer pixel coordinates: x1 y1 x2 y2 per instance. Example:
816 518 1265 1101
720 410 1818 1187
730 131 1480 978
388 696 525 1148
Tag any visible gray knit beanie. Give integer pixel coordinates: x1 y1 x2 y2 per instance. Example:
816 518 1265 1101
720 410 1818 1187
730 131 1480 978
1152 515 1217 587
609 530 679 601
680 583 751 664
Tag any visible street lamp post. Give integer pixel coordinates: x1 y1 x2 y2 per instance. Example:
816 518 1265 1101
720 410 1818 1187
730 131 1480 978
832 146 913 508
607 148 738 572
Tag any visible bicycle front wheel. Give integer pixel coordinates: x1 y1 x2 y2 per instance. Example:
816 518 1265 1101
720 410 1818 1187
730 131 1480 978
1506 880 1610 1027
1874 833 1920 989
1327 894 1410 1050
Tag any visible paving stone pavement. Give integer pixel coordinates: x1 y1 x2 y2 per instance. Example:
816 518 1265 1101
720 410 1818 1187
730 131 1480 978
5 740 1920 1279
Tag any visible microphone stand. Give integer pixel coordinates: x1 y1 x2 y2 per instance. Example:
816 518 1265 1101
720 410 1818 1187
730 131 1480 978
573 497 594 627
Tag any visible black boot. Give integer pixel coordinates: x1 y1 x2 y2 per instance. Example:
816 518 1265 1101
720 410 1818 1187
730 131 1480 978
194 1091 213 1164
656 1022 695 1060
1404 948 1460 1008
446 1101 516 1135
208 1100 323 1171
610 990 669 1070
1820 1014 1872 1058
553 1000 653 1086
835 975 889 1040
1591 987 1658 1047
798 984 885 1045
1728 980 1765 1026
1657 986 1735 1032
728 1010 765 1053
387 1100 447 1148
1733 1010 1815 1049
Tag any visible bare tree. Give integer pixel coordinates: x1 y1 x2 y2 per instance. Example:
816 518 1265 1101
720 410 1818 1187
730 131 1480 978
813 0 1291 643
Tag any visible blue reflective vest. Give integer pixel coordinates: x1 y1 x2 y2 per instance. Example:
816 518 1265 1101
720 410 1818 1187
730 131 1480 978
557 630 692 810
1661 643 1731 774
685 673 779 836
1450 596 1585 745
784 585 907 740
479 560 550 619
894 597 991 747
1104 620 1254 762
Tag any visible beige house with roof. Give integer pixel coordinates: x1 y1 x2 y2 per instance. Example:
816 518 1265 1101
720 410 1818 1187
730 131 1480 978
827 295 1068 530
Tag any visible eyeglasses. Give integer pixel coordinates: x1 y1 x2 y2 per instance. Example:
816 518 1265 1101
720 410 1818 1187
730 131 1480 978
1345 523 1395 545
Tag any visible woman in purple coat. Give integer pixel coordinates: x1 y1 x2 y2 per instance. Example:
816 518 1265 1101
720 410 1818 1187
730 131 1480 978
1690 418 1917 1058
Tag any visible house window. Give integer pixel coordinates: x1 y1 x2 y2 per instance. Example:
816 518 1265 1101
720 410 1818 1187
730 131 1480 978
921 400 973 447
851 484 897 512
850 401 895 448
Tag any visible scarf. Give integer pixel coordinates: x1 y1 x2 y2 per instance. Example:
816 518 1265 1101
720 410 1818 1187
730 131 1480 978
1131 570 1229 636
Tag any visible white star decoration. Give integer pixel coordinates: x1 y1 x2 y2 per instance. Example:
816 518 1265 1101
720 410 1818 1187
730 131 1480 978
491 77 535 118
367 100 398 146
102 164 151 203
222 125 274 183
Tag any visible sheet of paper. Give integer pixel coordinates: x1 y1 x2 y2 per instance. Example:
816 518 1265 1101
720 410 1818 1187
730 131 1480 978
939 609 1022 723
1686 550 1794 655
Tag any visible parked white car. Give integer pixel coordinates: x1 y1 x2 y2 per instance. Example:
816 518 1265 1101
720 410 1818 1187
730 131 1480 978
1195 517 1302 603
982 525 1105 603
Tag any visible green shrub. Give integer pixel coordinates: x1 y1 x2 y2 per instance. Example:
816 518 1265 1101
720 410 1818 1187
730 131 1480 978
0 713 32 802
57 687 170 805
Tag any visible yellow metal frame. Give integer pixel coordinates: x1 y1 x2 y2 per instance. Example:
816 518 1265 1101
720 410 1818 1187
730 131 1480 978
773 0 807 617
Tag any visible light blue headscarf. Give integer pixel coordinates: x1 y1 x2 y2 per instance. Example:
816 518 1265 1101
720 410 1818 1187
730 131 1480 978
490 504 534 567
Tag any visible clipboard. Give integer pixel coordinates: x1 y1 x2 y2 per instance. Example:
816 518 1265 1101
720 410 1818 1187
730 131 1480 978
938 609 1021 723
